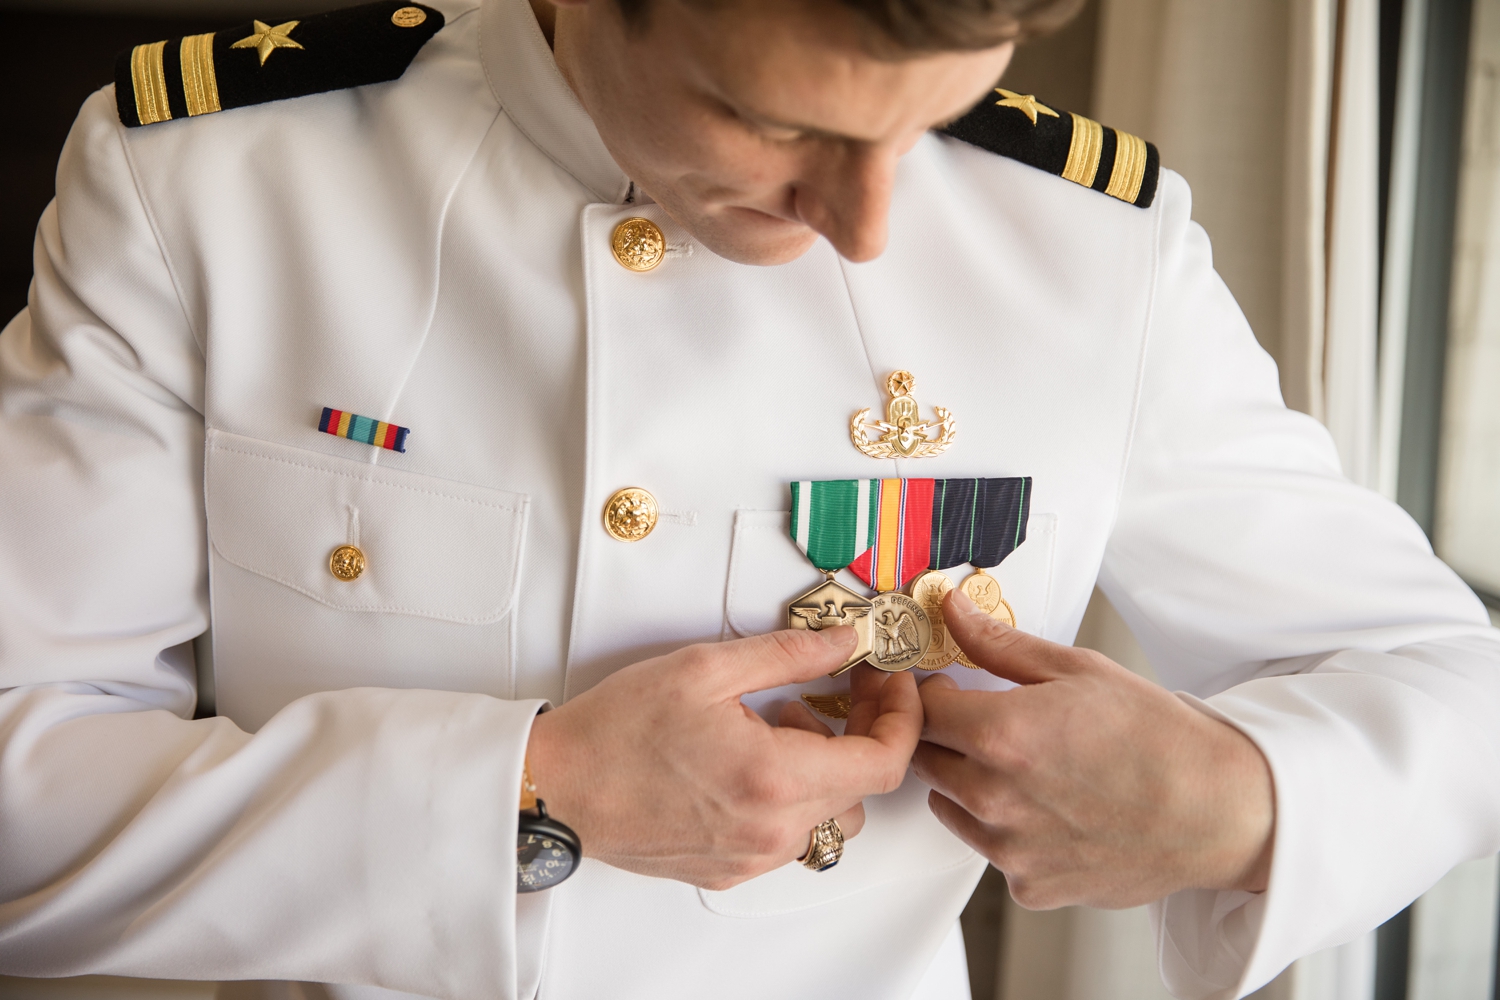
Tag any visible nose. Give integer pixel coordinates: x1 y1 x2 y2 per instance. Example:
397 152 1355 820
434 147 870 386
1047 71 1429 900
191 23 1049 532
792 143 898 263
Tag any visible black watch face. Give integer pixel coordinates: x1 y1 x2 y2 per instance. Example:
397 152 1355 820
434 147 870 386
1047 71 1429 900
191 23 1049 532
517 830 577 892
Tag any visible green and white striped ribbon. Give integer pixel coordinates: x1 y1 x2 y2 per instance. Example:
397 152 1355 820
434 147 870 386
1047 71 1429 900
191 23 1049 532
789 479 877 572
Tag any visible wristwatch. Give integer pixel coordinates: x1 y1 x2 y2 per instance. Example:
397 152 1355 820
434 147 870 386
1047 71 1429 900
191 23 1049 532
516 758 581 893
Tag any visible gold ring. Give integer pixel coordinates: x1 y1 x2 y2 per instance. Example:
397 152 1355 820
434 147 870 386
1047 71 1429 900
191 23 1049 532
800 818 844 872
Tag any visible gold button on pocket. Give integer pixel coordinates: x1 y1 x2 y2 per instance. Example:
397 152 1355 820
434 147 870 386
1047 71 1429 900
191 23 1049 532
611 218 666 272
603 487 658 542
391 6 427 26
329 544 366 581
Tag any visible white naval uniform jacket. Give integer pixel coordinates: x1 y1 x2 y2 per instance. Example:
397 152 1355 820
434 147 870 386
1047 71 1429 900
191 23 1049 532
2 0 1499 997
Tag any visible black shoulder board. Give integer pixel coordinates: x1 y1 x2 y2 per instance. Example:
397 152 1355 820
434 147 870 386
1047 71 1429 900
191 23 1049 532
115 1 444 128
941 88 1160 209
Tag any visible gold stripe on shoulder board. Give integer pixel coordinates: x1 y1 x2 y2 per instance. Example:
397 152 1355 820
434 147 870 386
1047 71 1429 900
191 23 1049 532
1106 129 1149 204
180 33 222 117
1062 112 1103 188
131 40 172 125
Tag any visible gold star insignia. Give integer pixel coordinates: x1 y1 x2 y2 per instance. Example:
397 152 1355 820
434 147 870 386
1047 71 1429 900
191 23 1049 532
994 88 1060 126
231 19 304 66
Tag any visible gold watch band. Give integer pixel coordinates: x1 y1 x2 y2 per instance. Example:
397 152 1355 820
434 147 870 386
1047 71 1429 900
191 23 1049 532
520 756 538 811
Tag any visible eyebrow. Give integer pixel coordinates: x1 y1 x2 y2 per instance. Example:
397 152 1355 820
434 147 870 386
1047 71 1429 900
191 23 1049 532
738 105 864 143
734 100 971 143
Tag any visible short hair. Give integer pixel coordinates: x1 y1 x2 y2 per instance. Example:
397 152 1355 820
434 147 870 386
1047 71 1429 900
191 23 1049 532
616 0 1086 53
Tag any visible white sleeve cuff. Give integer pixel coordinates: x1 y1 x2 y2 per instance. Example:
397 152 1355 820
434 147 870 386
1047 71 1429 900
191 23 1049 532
1153 638 1500 999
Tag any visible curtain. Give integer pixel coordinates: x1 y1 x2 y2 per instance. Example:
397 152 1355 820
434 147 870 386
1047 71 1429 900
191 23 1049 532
999 2 1387 999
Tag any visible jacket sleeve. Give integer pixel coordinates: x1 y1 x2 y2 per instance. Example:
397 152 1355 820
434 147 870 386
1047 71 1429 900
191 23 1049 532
0 88 545 1000
1098 170 1500 999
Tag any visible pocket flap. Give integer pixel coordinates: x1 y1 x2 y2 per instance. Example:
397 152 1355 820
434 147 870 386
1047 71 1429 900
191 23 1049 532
206 430 528 624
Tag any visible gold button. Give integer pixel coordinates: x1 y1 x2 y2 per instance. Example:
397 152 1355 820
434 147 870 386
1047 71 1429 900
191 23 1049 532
611 218 666 272
391 6 427 27
603 487 658 542
329 544 366 581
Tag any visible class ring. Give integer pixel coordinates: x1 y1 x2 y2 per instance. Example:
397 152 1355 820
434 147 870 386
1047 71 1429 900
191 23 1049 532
801 818 844 872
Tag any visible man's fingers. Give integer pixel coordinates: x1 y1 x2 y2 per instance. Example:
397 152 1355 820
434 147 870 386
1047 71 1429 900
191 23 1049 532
713 627 860 697
844 663 894 738
777 699 835 737
783 668 923 801
836 801 866 840
943 589 1077 684
917 674 1011 756
794 802 866 863
927 789 998 857
911 738 989 811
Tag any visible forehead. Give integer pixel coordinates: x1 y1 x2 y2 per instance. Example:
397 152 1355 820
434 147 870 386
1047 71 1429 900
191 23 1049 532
650 0 1013 140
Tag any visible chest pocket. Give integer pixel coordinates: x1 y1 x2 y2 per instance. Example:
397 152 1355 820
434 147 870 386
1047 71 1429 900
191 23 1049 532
204 430 528 731
706 507 1057 918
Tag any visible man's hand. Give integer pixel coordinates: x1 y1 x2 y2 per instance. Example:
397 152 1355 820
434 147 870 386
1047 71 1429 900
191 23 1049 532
913 590 1275 910
526 628 922 890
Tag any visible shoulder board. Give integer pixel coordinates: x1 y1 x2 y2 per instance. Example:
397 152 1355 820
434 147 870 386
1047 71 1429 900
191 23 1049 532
941 88 1159 209
115 1 444 128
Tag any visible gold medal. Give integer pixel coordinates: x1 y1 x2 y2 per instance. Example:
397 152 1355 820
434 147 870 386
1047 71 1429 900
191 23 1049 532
955 567 1013 669
908 570 958 671
864 592 932 672
787 573 873 676
959 567 1016 626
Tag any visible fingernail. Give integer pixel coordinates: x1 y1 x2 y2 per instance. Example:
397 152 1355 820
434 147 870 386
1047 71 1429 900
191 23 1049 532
818 625 856 649
948 589 980 616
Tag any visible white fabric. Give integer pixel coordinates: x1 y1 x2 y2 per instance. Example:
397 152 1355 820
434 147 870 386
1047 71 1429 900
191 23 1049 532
910 923 972 1000
0 0 1497 998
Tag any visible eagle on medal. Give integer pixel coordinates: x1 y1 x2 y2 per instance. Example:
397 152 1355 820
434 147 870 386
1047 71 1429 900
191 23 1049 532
873 606 922 660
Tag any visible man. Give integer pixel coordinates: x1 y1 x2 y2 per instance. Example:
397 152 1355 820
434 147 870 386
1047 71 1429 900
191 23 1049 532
0 0 1496 997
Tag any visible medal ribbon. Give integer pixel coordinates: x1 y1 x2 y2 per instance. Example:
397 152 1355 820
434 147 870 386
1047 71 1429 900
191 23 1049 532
789 477 1031 592
929 477 1031 570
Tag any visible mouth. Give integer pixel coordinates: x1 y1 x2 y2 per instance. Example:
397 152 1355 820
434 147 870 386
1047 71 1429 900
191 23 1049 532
718 203 809 231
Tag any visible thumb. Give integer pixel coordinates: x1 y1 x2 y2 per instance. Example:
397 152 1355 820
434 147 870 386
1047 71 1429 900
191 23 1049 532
943 589 1075 684
713 627 860 696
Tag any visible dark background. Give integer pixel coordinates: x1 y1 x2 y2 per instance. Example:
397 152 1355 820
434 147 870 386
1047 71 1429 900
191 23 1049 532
0 5 284 322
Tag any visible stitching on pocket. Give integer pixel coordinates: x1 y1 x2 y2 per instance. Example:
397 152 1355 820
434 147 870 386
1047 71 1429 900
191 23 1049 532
724 513 793 639
207 539 515 624
209 444 524 513
206 435 527 625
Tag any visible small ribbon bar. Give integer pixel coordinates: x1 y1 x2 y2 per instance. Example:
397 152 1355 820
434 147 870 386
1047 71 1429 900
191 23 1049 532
789 477 1031 592
319 407 408 453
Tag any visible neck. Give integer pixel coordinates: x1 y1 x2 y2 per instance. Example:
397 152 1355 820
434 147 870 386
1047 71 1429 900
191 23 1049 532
528 0 558 46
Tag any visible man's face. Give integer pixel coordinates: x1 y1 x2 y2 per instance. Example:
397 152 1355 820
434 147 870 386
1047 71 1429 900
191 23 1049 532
547 0 1014 265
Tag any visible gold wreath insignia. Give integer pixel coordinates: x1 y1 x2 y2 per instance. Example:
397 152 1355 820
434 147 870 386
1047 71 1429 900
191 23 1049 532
850 370 956 459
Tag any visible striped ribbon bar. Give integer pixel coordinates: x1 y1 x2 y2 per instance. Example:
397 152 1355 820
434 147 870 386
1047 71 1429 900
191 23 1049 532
790 477 1032 593
319 407 409 453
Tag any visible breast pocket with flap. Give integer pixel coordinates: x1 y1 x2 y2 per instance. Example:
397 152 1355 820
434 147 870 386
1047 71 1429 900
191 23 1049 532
203 429 529 730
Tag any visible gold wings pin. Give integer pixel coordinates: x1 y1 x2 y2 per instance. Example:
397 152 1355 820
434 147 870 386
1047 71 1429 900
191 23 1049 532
802 694 853 720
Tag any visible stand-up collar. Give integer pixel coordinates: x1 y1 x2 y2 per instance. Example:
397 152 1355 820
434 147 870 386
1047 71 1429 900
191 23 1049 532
480 0 631 203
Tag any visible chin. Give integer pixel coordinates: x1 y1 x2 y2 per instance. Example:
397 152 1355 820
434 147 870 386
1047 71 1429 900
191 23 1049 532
693 218 822 265
708 235 821 267
688 211 821 267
